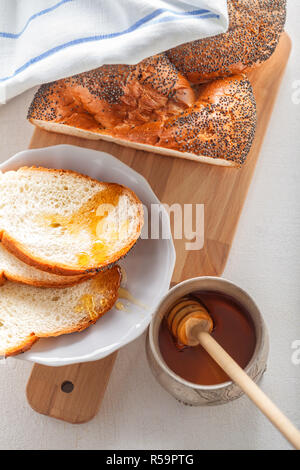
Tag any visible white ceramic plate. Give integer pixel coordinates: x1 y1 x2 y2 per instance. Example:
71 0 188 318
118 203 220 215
0 145 176 366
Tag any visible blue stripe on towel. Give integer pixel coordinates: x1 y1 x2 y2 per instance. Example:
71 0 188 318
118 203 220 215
146 12 218 27
0 8 219 82
0 0 74 39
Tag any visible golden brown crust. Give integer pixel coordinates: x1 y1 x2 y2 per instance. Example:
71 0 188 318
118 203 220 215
0 271 5 287
29 118 238 167
27 54 196 156
17 165 119 187
3 334 39 357
158 75 257 166
28 54 194 130
166 0 287 83
0 167 144 276
0 229 91 287
2 266 121 357
28 73 256 166
0 267 90 288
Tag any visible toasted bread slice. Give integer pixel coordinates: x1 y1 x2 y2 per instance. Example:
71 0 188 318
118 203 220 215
0 242 89 287
0 167 143 276
0 265 121 356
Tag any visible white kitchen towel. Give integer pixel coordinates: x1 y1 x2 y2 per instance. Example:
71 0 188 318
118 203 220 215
0 0 228 103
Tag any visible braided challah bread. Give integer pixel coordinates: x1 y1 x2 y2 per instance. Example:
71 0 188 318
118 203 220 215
167 0 286 83
28 0 286 167
0 266 121 356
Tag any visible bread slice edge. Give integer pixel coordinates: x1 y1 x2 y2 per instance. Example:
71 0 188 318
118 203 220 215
1 265 121 357
29 119 238 168
0 167 144 276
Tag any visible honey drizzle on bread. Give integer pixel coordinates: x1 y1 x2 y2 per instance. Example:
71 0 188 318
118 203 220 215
0 266 121 356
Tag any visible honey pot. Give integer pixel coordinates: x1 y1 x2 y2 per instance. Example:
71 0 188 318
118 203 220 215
146 277 269 406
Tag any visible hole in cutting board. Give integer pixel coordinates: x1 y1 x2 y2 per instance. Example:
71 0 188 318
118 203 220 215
61 381 74 393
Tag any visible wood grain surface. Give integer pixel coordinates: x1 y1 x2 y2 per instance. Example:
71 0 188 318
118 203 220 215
27 353 117 424
26 33 291 424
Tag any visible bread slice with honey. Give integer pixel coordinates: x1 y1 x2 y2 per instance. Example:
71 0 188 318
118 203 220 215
0 242 89 287
0 167 143 276
167 0 286 83
0 265 121 357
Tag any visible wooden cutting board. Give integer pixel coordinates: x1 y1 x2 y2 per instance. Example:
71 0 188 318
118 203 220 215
26 33 291 423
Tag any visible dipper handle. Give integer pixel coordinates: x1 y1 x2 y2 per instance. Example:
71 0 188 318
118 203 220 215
197 330 300 450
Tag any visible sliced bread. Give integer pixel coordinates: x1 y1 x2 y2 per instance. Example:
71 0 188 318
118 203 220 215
0 265 121 356
0 167 143 275
0 242 88 287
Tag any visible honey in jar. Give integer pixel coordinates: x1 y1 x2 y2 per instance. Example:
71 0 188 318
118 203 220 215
159 290 256 385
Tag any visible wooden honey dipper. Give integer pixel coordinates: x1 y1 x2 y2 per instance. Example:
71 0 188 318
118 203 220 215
166 298 300 450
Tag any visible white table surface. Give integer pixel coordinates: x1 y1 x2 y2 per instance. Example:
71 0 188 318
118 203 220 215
0 1 299 451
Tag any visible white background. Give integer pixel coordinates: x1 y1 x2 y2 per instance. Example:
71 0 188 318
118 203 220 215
0 1 299 451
